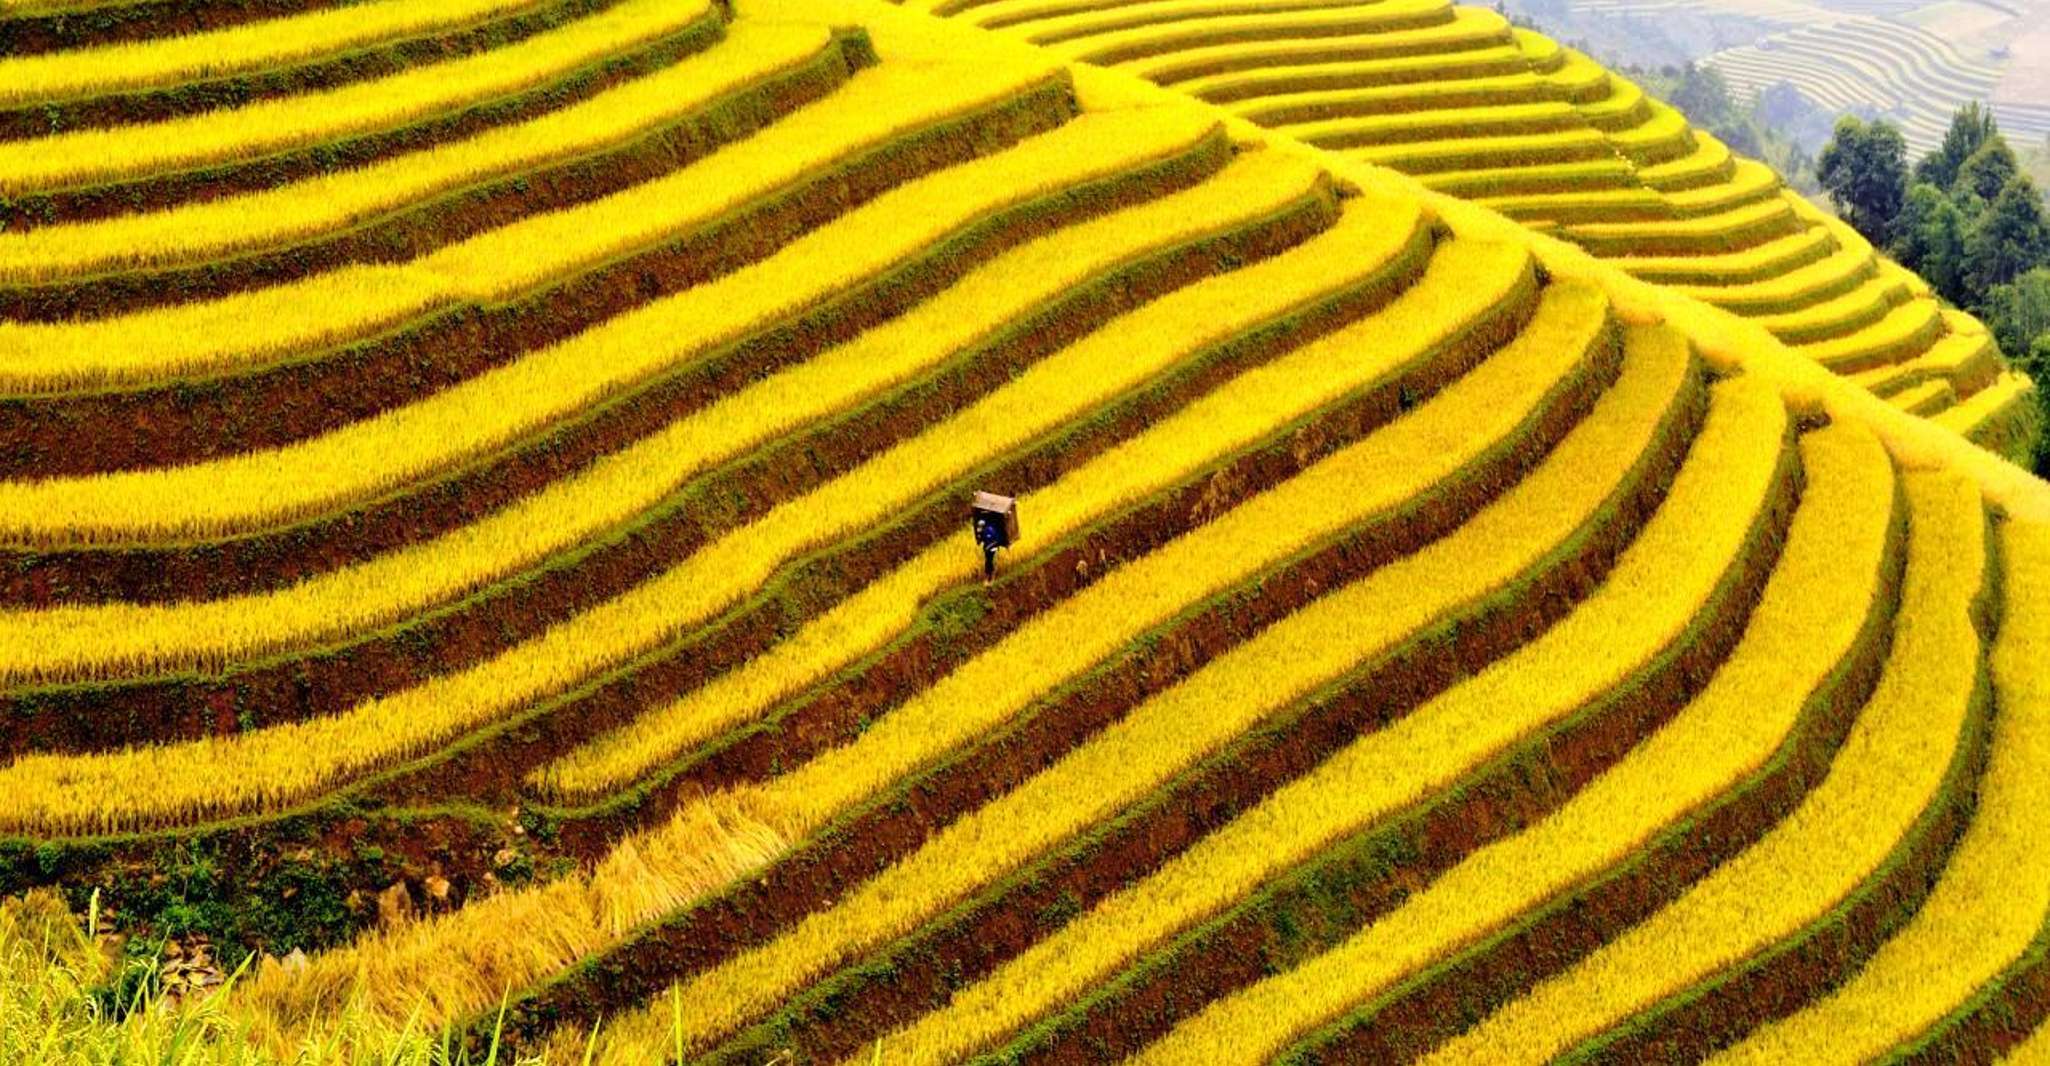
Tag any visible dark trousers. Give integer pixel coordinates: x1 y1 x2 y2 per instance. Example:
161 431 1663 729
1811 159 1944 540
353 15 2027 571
982 547 996 580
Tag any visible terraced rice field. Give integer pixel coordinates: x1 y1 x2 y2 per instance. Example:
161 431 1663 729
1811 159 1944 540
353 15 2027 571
2 0 2050 1061
1569 0 1843 25
919 0 2038 456
1558 0 2050 155
1699 14 2030 152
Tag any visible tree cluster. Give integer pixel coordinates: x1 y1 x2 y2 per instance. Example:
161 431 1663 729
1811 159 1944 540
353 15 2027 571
1817 104 2050 465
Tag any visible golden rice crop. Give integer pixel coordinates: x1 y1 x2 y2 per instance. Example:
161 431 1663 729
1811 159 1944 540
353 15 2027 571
1636 132 1735 187
1849 338 1991 403
1224 72 1552 125
1666 248 1876 315
1537 43 1606 81
582 278 1631 1057
0 191 1418 831
1709 520 2050 1060
1601 100 1693 157
0 0 715 196
1044 0 1455 65
1172 39 1528 101
1808 300 1946 372
1130 419 1893 1066
1890 380 1956 415
982 0 1399 40
0 45 1074 397
1561 196 1797 250
0 21 1057 286
1423 469 1987 1065
813 318 1704 1066
1352 128 1614 171
0 131 1289 698
224 230 1525 1041
0 117 1263 726
535 223 1519 803
1128 6 1510 85
1938 372 2036 437
1473 188 1666 218
0 106 1223 549
2009 1020 2050 1065
0 0 540 107
1419 159 1638 197
939 0 1997 427
0 22 871 393
225 236 1530 1046
232 795 790 1050
1751 275 1909 345
1611 227 1836 285
1661 160 1784 214
1948 372 2045 468
1280 101 1583 147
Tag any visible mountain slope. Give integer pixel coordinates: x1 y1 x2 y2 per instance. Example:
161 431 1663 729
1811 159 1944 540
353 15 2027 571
0 0 2048 1061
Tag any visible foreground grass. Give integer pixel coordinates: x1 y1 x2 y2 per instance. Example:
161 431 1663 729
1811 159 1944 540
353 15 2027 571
0 891 550 1066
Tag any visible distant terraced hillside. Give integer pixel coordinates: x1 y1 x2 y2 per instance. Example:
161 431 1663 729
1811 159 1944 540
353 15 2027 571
918 0 2038 460
1698 15 2047 151
1546 0 2050 155
3 0 2050 1062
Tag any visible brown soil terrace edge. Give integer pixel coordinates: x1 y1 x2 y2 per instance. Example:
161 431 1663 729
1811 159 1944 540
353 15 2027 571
478 298 1634 1055
1281 451 1909 1064
0 211 1428 949
1180 44 1538 105
1145 32 1523 89
0 0 638 143
0 31 875 481
363 176 1376 812
1069 5 1458 68
0 217 1448 947
974 0 1362 33
0 6 727 227
0 19 909 325
1622 230 1833 287
1900 524 2050 1064
1 0 374 58
325 188 1433 822
1564 211 1804 260
0 177 1352 791
402 220 1466 830
1772 290 1903 349
1237 82 1590 128
0 114 1232 610
1558 509 1998 1064
0 37 1065 481
682 322 1645 1066
980 371 1790 1066
0 133 1282 755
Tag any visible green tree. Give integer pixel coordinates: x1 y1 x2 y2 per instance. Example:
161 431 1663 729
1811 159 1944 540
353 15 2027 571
1890 182 1969 303
1817 116 1908 245
1955 136 2021 204
1966 177 2050 293
1981 268 2050 361
1915 102 1997 189
1667 66 1737 129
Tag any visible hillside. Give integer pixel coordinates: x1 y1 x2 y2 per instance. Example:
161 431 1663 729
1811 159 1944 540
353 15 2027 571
2 0 2050 1062
1500 0 2050 160
921 0 2039 459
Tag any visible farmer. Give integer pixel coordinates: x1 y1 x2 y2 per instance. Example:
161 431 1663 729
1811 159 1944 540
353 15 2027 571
974 509 1004 583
